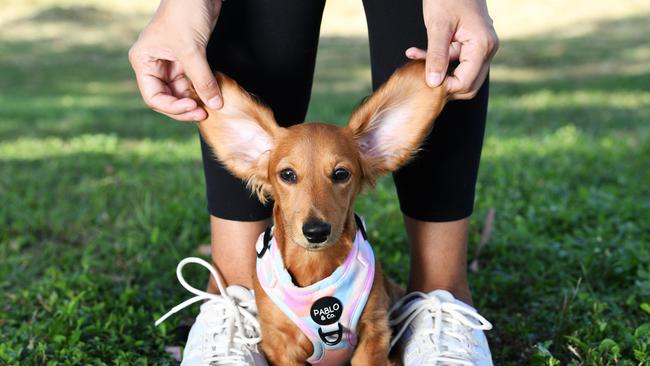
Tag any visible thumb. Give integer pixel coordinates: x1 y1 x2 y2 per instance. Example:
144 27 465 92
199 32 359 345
425 19 453 87
181 51 222 109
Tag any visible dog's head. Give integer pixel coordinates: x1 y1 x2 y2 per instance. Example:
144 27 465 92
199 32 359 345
198 61 447 251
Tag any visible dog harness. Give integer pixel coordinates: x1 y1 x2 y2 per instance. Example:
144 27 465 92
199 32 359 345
255 215 375 366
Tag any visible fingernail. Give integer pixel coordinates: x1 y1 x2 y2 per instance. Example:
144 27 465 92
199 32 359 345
206 95 222 109
427 72 442 87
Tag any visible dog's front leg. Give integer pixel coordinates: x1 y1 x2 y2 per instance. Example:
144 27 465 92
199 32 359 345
350 267 393 366
350 309 392 366
257 291 313 366
261 326 313 366
263 345 307 366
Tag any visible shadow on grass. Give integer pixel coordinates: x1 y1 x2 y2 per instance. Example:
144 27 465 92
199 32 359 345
17 5 115 24
1 11 648 142
0 36 374 140
495 14 650 74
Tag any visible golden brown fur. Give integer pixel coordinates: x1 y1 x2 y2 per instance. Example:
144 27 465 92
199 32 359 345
197 61 447 365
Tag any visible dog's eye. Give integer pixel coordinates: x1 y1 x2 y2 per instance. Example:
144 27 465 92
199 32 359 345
279 168 297 184
332 168 350 183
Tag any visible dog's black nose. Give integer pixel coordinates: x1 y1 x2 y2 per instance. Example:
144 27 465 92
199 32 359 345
302 219 331 244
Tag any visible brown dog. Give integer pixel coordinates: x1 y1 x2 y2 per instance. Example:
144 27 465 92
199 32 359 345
197 60 447 365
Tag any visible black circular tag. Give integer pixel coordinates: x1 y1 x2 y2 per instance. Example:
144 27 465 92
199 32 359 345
310 297 343 325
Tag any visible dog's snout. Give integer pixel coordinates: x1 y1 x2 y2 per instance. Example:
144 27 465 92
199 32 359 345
302 219 331 244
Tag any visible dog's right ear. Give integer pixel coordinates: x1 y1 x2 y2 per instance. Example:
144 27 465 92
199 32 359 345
197 73 283 202
347 61 448 184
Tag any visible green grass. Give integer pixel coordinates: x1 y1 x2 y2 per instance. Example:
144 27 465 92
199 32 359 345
1 2 650 365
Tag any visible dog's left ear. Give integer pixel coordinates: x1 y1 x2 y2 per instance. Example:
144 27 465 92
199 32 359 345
197 73 283 202
347 61 448 182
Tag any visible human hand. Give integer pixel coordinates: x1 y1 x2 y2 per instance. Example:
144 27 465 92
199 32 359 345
407 0 499 100
128 0 223 121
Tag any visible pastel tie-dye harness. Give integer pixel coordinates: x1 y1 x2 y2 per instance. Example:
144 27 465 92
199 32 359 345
255 215 375 366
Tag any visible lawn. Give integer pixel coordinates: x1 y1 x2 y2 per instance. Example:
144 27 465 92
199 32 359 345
1 0 649 365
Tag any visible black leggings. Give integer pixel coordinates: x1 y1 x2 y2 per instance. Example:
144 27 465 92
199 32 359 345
200 0 488 222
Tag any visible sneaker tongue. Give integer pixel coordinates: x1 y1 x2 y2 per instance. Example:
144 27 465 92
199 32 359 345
224 285 259 339
427 289 455 302
409 291 455 343
225 285 255 303
427 290 478 312
403 295 438 331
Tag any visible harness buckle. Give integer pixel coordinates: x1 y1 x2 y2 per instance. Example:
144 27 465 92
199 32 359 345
318 323 344 346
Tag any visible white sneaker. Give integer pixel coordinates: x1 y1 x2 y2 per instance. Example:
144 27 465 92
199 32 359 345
389 290 493 366
155 257 267 366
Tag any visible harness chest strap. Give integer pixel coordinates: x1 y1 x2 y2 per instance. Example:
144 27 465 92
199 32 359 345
255 216 375 365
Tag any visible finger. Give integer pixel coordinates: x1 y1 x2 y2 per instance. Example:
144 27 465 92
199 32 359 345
154 95 198 113
447 25 499 99
180 51 222 109
136 72 198 114
132 58 198 113
406 43 461 62
446 40 486 95
168 76 194 99
446 61 483 98
425 19 454 87
449 41 461 61
157 107 208 122
405 47 427 60
447 56 487 100
449 68 489 101
138 74 198 112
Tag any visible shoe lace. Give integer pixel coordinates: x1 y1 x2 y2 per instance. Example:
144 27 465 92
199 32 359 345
388 292 492 366
155 257 261 365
